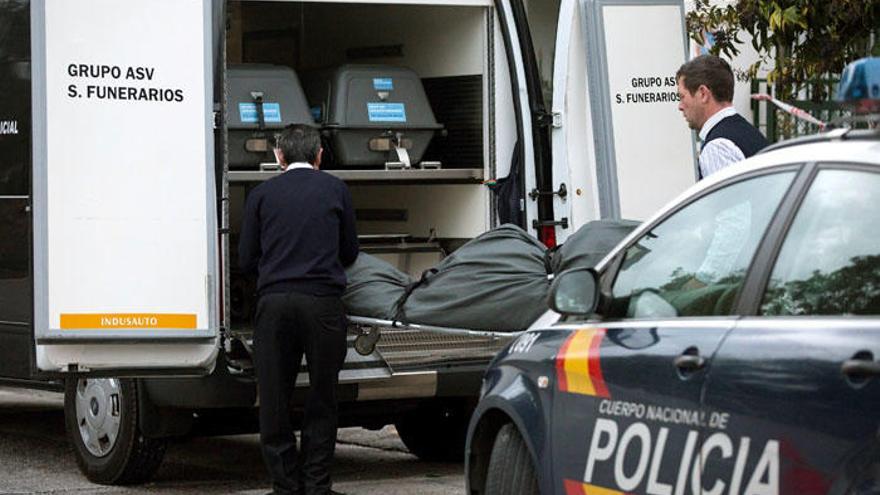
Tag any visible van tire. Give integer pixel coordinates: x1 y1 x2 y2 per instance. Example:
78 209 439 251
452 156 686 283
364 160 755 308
395 403 470 462
485 423 538 495
64 378 166 485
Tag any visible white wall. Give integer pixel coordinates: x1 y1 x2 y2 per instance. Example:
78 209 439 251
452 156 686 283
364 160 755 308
349 184 488 238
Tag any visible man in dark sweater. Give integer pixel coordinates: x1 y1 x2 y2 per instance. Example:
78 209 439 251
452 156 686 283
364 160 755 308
239 124 358 495
676 55 769 179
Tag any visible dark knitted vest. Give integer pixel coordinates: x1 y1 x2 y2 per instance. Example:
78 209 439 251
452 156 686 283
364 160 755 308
702 113 769 158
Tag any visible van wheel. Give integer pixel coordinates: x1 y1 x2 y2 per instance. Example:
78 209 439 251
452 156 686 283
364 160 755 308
485 423 538 495
64 378 166 485
395 403 471 462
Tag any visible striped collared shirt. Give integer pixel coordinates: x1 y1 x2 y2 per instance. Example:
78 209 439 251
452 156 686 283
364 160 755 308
698 107 743 178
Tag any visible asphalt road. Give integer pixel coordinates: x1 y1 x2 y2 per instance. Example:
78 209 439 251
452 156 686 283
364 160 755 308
0 387 464 494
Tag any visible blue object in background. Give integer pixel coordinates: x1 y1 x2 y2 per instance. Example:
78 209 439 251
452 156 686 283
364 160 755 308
836 57 880 112
699 31 715 55
310 106 322 122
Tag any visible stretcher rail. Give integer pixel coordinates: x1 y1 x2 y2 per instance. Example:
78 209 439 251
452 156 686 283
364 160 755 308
347 315 521 356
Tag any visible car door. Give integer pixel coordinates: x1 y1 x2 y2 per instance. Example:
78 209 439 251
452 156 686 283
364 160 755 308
29 0 221 376
702 164 880 495
553 169 797 494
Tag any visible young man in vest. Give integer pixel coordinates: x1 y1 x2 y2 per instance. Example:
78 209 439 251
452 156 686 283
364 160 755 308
676 54 769 179
239 124 359 495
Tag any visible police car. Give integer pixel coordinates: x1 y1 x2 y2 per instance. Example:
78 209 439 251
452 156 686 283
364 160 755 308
465 58 880 495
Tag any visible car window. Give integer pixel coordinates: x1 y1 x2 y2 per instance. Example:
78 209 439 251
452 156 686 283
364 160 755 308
762 168 880 316
608 171 796 319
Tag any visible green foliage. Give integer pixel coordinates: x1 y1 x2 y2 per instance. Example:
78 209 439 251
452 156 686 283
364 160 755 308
762 254 880 315
687 0 880 100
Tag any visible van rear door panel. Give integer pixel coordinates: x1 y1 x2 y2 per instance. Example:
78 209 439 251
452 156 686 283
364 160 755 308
30 0 220 376
552 0 696 232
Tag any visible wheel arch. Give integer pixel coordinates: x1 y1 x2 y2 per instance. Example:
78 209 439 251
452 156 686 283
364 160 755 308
467 406 514 495
135 379 194 439
466 395 548 494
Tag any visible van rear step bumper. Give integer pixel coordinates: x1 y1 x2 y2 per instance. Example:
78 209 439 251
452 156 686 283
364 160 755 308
141 359 486 409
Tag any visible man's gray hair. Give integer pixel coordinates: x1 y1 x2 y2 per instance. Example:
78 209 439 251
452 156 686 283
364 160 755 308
275 124 321 164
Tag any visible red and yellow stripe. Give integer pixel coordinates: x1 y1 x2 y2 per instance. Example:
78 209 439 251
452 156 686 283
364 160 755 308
555 328 609 397
564 479 626 495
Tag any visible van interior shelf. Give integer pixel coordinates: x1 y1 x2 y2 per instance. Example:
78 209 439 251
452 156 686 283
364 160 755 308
227 168 485 183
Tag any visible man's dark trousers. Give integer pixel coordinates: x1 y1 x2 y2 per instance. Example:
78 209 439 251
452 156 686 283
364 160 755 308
254 291 347 495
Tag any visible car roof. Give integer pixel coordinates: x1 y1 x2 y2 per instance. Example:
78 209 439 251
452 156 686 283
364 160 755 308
592 130 880 274
751 129 880 167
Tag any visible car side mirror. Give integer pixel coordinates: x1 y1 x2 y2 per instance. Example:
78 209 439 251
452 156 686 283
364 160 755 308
548 268 601 316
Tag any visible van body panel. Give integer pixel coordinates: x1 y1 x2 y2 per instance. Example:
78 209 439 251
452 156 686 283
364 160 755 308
0 0 34 379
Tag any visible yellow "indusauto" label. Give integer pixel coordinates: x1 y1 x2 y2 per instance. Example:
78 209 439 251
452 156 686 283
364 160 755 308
60 313 197 330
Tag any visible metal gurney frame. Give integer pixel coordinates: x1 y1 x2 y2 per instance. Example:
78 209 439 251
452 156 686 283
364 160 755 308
348 315 524 356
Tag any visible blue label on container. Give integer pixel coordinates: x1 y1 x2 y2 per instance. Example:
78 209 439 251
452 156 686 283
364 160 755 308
239 102 282 123
367 102 406 122
373 78 394 91
310 106 323 121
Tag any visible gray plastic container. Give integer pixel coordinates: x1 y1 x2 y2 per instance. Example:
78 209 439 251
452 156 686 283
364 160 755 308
304 65 443 168
227 64 314 169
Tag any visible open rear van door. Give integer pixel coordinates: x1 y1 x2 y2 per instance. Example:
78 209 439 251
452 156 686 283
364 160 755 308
551 0 696 237
31 0 220 376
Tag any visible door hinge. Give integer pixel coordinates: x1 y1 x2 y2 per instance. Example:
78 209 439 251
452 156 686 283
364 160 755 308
536 111 563 129
529 183 568 201
213 103 222 130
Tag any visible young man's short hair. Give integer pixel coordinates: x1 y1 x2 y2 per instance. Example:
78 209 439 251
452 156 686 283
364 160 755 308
676 54 735 103
275 124 321 164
